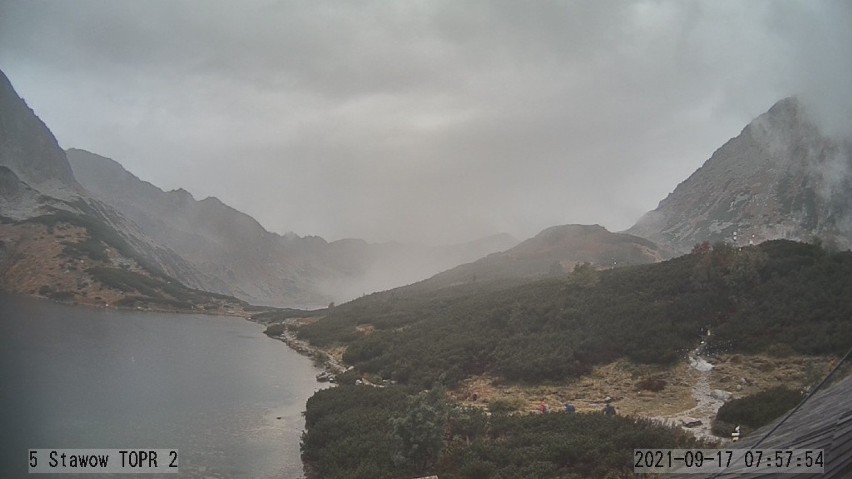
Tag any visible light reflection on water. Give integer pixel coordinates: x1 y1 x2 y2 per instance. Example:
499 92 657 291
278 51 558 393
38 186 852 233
0 295 327 478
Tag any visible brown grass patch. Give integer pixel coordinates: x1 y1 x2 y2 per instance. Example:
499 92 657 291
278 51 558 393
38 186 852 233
451 360 695 417
450 354 835 425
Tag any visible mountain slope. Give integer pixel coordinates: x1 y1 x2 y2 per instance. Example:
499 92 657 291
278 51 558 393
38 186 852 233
0 68 244 312
0 70 77 192
628 97 852 253
67 148 324 305
67 149 518 306
419 223 669 288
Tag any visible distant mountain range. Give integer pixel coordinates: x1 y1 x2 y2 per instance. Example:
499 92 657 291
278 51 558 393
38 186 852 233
0 69 245 312
0 67 516 308
3 64 850 310
628 97 852 253
67 148 518 306
0 68 198 282
416 97 851 290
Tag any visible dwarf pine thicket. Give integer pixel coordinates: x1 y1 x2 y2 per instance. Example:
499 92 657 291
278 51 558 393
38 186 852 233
298 240 852 389
298 240 851 477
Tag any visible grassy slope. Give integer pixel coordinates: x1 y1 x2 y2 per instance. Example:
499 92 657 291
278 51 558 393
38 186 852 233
298 240 852 388
2 208 247 312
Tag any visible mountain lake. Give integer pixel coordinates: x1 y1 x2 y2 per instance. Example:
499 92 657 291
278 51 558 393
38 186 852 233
0 294 325 478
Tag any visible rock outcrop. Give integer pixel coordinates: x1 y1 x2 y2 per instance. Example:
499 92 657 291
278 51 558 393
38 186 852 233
629 98 852 253
0 69 78 194
0 68 239 311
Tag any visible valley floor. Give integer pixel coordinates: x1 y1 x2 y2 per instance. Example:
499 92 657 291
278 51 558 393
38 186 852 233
273 306 835 443
449 351 832 441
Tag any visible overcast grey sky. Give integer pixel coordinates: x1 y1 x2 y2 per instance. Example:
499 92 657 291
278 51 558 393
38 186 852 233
1 1 850 244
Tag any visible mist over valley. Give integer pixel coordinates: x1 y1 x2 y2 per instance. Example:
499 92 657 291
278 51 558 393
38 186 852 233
2 2 851 478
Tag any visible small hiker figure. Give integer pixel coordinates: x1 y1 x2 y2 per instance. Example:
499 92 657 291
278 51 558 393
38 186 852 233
603 397 616 417
564 402 576 414
540 400 549 414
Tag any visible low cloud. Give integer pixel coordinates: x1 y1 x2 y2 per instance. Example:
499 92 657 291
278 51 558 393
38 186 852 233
1 0 849 244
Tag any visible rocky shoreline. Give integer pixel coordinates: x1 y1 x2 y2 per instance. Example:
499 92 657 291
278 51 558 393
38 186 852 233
253 317 347 379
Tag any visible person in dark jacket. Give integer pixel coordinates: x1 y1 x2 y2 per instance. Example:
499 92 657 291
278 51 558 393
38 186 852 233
603 397 616 417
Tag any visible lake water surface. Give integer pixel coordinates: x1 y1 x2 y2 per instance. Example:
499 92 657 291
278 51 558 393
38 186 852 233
0 295 324 478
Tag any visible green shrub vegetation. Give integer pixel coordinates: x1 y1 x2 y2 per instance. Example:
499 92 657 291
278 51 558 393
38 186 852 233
87 267 163 297
302 386 415 479
251 307 328 323
39 229 204 306
28 209 136 262
635 377 668 392
24 205 172 278
298 240 852 388
487 397 524 415
301 386 712 479
263 323 287 336
13 204 245 310
87 266 245 310
61 238 109 262
712 386 803 437
47 290 75 301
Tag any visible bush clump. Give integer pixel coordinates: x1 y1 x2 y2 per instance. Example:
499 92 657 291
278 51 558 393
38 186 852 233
635 377 668 392
263 323 287 337
487 398 524 415
301 386 714 479
713 386 803 436
48 290 75 301
61 238 109 262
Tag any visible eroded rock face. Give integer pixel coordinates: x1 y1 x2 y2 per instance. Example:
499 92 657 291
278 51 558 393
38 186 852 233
0 70 78 194
629 97 852 253
0 69 88 223
0 68 214 303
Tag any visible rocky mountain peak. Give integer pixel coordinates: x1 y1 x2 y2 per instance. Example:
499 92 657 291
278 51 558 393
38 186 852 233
170 188 194 200
0 69 79 193
628 97 852 252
